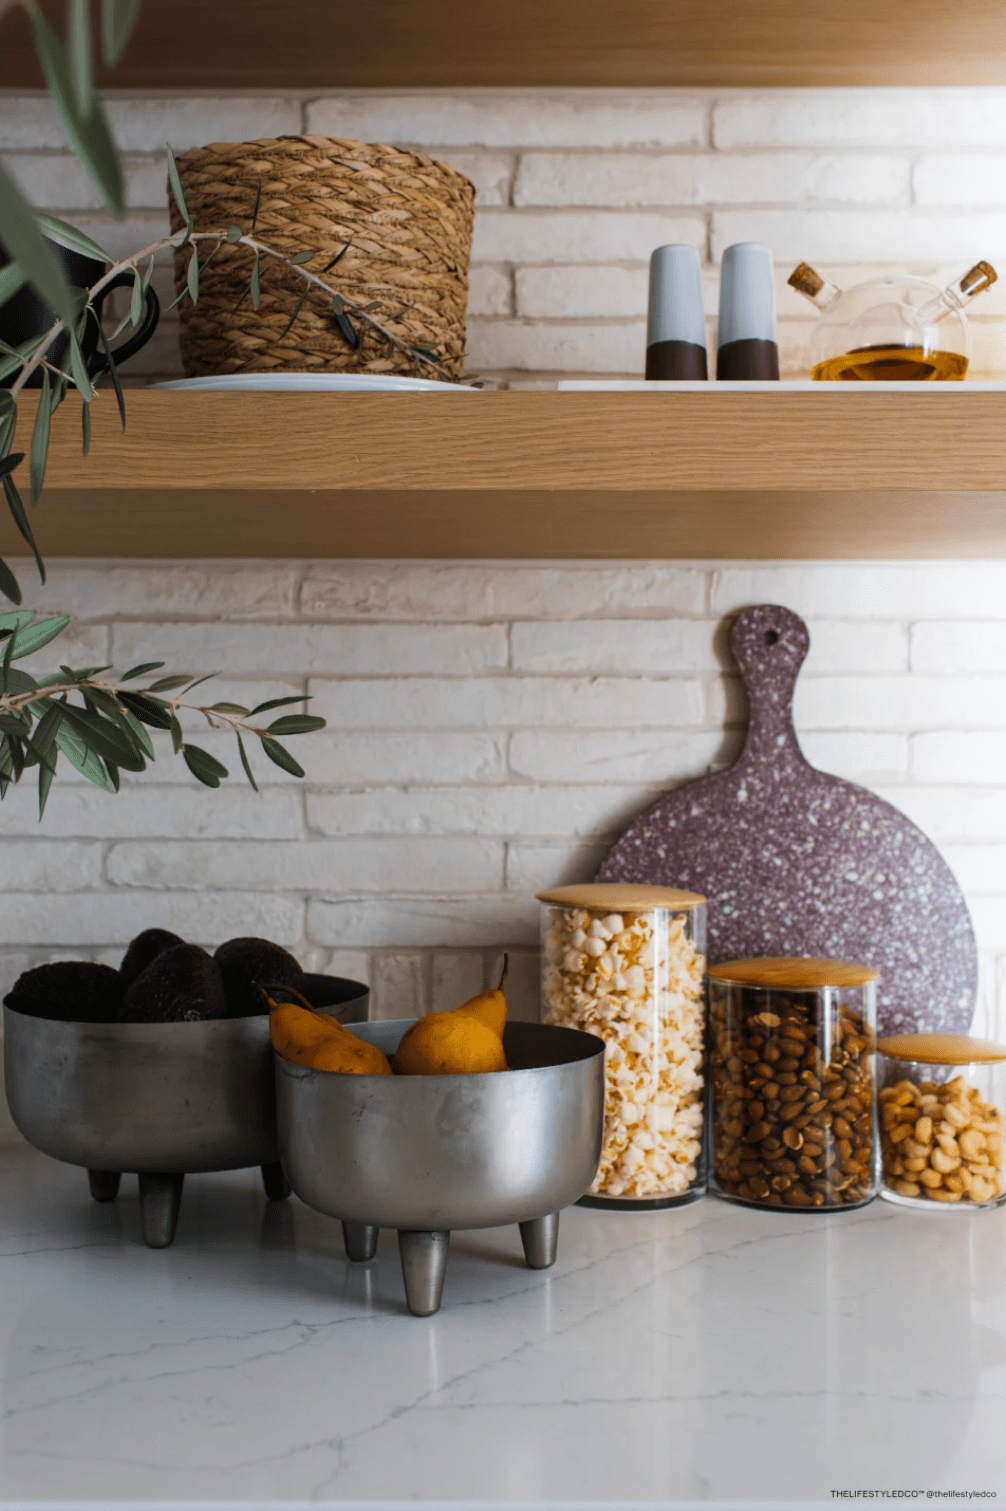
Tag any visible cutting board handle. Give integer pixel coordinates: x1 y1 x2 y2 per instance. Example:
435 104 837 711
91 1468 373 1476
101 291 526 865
730 604 810 766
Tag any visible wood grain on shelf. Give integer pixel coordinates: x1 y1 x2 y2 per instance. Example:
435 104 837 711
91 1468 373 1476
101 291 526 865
6 390 1006 560
2 0 1004 88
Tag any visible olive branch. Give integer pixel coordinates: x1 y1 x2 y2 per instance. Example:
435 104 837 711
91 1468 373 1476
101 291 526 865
0 609 326 816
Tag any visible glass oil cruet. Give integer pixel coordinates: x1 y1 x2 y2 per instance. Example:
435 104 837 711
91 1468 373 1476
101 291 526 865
789 260 997 380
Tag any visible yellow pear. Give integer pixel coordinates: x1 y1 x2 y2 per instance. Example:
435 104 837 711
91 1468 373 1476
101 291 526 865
454 955 508 1037
392 1010 507 1076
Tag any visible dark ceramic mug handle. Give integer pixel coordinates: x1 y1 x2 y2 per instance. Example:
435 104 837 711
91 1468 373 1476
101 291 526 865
86 272 160 378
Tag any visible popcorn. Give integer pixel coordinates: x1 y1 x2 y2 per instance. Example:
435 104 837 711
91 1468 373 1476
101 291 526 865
542 904 705 1199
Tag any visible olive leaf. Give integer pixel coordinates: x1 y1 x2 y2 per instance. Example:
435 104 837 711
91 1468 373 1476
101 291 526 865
29 370 52 505
183 743 228 788
236 730 258 792
0 163 77 329
28 5 124 217
120 661 164 681
101 0 142 66
166 144 191 233
267 714 326 736
260 737 305 778
35 215 110 263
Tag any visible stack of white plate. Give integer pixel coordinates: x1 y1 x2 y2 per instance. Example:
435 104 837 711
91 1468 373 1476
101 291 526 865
151 373 479 393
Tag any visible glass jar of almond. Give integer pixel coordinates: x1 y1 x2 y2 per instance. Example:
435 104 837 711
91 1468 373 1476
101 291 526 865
539 883 706 1209
709 957 879 1210
877 1034 1005 1210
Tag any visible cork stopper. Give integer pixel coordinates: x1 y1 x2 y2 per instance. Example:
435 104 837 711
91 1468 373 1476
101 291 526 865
960 261 997 296
788 261 825 299
537 883 706 911
877 1032 1006 1065
709 957 879 989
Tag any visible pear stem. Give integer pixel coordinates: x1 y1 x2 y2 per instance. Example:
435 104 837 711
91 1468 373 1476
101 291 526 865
497 954 509 992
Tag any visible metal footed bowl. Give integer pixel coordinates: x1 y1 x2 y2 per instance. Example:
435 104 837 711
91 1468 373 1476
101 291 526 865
2 975 368 1247
277 1019 605 1315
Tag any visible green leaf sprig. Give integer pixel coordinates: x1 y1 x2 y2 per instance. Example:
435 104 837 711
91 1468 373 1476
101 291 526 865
0 617 325 817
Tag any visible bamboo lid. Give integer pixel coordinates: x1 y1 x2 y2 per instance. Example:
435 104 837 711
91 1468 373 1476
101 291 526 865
877 1033 1006 1065
708 956 879 989
536 883 706 911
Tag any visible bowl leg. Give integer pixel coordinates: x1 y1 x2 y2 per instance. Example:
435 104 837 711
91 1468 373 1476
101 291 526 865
398 1230 450 1316
261 1162 292 1201
519 1211 559 1269
342 1221 379 1262
138 1172 185 1248
88 1169 121 1203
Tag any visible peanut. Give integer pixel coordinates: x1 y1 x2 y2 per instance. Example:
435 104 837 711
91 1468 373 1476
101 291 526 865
879 1072 1004 1207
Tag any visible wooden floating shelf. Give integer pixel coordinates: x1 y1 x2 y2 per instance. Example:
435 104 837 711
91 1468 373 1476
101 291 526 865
3 0 1005 88
9 389 1006 561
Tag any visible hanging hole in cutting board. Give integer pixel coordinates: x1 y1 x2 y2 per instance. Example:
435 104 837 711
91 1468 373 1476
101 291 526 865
764 629 780 645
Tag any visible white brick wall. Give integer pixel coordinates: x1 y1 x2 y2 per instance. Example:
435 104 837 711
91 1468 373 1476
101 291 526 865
3 88 1006 1137
1 557 1004 1116
5 85 1006 381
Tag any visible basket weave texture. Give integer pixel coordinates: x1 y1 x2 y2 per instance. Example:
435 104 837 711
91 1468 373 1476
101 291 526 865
169 136 476 380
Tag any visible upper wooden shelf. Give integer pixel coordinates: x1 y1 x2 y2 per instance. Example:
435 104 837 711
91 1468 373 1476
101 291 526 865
8 389 1006 561
3 0 1005 88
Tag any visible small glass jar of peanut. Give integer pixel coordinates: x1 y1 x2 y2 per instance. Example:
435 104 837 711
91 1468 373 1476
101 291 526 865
877 1033 1006 1210
538 883 707 1209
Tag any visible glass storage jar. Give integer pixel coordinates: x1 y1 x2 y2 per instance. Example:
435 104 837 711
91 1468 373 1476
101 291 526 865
877 1033 1006 1210
709 957 879 1210
539 883 706 1209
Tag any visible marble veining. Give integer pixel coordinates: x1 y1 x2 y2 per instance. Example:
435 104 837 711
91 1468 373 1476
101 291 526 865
2 1147 1005 1505
599 605 978 1036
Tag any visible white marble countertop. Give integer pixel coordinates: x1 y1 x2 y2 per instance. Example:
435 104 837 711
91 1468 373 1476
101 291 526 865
2 1145 1004 1508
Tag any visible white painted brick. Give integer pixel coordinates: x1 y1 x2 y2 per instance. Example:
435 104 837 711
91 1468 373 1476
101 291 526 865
38 561 297 621
15 622 108 673
106 837 503 892
968 897 1006 952
941 844 1006 894
110 621 507 676
795 675 1006 732
490 948 540 1022
0 92 67 149
914 154 1006 207
467 318 645 374
803 621 909 674
0 841 103 891
300 563 705 620
306 675 704 729
911 621 1006 674
0 892 303 948
711 209 1006 266
913 732 1006 784
798 731 908 781
105 97 303 153
468 266 512 317
514 151 907 208
308 896 539 949
322 949 372 987
713 90 1006 150
299 731 505 785
711 564 1006 621
511 619 722 674
370 953 428 1021
424 148 513 206
2 152 106 211
875 787 1006 843
505 841 610 892
515 265 648 320
306 784 659 839
0 782 303 839
471 210 704 264
509 730 724 783
431 951 485 1013
305 92 707 150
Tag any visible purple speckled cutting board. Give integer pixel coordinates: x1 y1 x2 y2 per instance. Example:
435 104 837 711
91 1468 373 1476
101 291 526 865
598 604 977 1037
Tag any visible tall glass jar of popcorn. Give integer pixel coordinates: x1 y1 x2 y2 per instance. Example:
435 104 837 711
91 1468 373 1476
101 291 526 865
538 883 707 1209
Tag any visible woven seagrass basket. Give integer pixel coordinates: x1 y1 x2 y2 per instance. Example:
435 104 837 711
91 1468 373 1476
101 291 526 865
169 135 476 381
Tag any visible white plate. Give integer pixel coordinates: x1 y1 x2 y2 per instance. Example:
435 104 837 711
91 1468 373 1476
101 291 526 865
151 372 479 393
